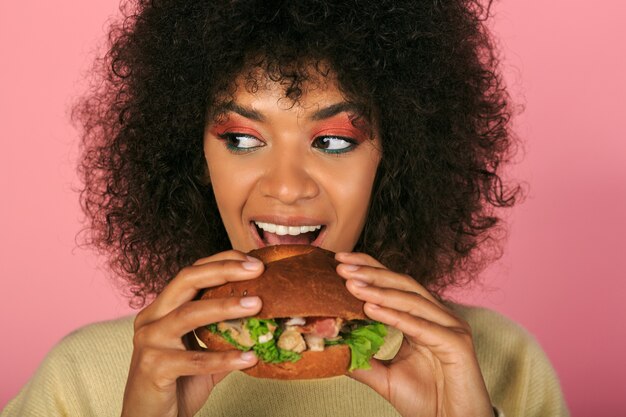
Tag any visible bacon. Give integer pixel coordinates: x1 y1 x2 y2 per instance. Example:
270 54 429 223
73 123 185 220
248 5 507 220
295 317 343 338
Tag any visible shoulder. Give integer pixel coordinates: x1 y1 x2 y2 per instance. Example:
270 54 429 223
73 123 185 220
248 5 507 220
43 315 136 369
47 314 136 385
1 316 136 417
59 314 136 353
445 303 539 378
446 303 532 347
444 303 569 416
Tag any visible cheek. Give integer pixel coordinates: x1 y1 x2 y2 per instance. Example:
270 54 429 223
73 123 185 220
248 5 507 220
204 141 246 214
204 144 265 215
326 155 379 219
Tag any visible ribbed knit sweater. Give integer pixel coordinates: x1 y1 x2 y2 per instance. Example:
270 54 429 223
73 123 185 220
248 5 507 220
1 303 569 417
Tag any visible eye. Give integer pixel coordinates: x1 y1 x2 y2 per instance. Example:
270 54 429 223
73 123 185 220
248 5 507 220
312 136 356 154
218 133 265 153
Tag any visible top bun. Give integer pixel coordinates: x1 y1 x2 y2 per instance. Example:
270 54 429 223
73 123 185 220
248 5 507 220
200 244 366 320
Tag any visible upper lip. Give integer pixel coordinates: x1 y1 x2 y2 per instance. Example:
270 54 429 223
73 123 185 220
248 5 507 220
250 215 327 227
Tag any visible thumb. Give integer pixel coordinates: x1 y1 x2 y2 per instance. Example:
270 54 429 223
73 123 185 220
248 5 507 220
347 359 390 399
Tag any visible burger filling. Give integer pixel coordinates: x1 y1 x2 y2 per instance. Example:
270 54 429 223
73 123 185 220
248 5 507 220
206 317 387 371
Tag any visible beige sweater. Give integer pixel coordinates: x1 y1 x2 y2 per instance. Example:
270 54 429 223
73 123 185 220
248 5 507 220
1 304 569 417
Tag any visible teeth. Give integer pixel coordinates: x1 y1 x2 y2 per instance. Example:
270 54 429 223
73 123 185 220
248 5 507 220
255 222 322 236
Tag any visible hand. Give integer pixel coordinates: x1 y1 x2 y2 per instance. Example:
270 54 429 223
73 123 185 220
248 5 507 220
336 252 495 417
121 250 265 417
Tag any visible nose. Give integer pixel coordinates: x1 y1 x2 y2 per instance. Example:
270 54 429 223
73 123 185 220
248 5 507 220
257 156 320 205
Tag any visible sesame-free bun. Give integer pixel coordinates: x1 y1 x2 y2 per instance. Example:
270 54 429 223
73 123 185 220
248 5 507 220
194 245 366 379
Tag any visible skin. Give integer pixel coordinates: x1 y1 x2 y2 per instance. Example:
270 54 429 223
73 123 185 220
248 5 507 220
121 72 494 417
203 70 382 254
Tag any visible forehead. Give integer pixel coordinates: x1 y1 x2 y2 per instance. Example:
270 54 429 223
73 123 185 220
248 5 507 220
207 61 375 134
229 65 344 111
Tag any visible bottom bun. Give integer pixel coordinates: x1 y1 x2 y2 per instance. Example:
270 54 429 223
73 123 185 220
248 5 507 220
244 346 350 379
196 329 350 379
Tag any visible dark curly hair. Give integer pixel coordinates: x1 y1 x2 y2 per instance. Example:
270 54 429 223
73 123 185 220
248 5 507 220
74 0 521 307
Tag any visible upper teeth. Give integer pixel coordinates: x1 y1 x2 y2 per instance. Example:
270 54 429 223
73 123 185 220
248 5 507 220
255 222 322 236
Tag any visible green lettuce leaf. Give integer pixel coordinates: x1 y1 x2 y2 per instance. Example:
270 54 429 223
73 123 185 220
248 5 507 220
206 322 251 351
208 318 386 369
246 318 302 363
344 322 387 371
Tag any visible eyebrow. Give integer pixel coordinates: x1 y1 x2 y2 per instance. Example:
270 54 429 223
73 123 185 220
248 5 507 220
215 101 362 122
310 102 361 121
218 102 265 121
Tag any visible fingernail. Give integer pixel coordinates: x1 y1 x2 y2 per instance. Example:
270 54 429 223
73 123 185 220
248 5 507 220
240 296 260 308
342 264 359 272
242 260 262 270
240 351 256 362
351 279 367 287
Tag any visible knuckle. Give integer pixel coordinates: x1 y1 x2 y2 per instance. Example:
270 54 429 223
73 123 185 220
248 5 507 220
188 351 210 370
220 259 251 276
193 249 247 266
454 328 474 348
207 259 230 274
217 296 239 311
178 265 196 280
133 310 147 332
193 257 211 266
459 318 472 334
400 273 417 285
387 314 405 331
136 347 161 374
171 301 196 323
225 249 247 258
133 325 152 347
219 258 236 270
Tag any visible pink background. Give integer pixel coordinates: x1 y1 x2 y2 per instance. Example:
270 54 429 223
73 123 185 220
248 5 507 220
1 1 625 415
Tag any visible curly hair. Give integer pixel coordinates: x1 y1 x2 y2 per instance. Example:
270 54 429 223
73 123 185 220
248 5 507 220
74 0 521 307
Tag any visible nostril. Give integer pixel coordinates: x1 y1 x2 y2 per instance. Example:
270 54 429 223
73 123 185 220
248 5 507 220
258 166 320 203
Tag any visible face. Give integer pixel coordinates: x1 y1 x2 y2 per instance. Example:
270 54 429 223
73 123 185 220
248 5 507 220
203 72 382 254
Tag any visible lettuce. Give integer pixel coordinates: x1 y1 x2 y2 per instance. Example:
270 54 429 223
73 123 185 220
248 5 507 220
246 318 302 363
208 319 386 369
206 323 252 351
208 319 301 363
343 322 387 371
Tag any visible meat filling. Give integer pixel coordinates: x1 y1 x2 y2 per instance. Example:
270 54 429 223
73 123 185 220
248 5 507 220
218 316 344 353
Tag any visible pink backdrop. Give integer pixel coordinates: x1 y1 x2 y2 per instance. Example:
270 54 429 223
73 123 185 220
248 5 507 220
1 1 625 415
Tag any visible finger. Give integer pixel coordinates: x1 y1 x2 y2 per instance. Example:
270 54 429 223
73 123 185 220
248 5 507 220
136 257 264 328
160 257 264 309
345 280 461 328
135 296 262 349
346 359 390 399
335 251 387 269
337 263 446 309
192 249 249 266
134 347 258 384
362 303 473 365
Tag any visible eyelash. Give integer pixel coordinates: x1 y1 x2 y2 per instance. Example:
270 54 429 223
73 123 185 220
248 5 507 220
217 133 262 154
217 133 358 155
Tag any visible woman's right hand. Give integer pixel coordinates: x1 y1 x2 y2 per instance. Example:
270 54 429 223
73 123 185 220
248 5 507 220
120 250 265 417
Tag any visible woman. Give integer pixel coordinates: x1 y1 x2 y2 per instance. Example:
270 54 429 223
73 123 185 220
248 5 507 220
2 0 568 416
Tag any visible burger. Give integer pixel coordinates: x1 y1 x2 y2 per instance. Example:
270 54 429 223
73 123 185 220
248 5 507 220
193 244 389 379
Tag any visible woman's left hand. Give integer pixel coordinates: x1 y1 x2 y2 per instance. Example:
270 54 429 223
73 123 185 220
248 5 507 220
336 252 495 417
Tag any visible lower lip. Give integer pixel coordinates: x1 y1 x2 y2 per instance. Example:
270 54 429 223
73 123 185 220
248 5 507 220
249 222 327 248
